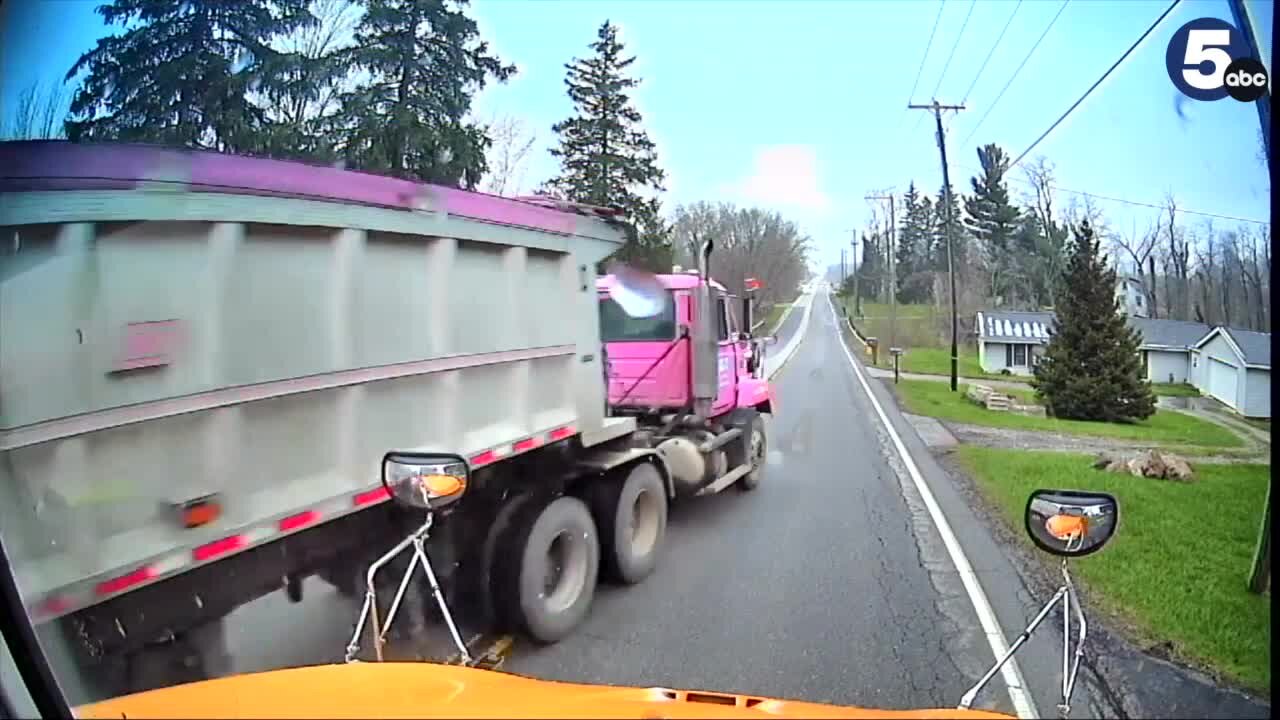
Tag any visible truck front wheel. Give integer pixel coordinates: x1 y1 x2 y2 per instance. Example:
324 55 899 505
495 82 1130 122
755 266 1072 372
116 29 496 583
727 409 767 491
589 462 667 585
495 495 600 644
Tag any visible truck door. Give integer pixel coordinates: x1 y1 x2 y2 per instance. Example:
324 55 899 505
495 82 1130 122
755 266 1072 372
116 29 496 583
712 292 739 416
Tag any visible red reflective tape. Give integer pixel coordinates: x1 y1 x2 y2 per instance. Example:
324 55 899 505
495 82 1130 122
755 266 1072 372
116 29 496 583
513 437 541 453
279 510 321 532
548 425 576 441
354 487 390 506
36 595 71 616
96 566 157 596
193 535 246 563
470 450 498 467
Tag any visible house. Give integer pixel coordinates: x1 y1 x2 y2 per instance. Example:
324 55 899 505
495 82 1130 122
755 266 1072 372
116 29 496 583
1115 275 1149 318
975 310 1054 376
1189 326 1271 418
975 309 1272 419
1127 317 1211 384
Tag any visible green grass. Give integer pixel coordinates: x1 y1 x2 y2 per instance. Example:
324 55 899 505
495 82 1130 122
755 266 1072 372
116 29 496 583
1151 382 1201 398
760 303 790 335
954 447 1271 694
879 346 1008 380
892 380 1243 448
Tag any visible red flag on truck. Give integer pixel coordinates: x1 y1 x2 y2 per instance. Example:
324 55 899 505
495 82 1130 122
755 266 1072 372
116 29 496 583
744 277 762 291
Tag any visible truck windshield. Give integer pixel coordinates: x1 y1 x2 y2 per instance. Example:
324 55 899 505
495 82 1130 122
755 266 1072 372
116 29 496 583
599 294 677 342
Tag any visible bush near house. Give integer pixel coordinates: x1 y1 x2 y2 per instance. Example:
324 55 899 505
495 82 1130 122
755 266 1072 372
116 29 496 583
956 447 1270 694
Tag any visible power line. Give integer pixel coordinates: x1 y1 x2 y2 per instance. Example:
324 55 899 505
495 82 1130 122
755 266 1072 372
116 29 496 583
905 0 949 136
954 162 1269 225
931 0 978 98
958 0 1069 151
908 0 947 105
1007 0 1182 171
960 0 1023 105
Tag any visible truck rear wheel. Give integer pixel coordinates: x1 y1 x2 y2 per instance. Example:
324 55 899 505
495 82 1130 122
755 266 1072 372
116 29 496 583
589 462 667 585
495 495 600 644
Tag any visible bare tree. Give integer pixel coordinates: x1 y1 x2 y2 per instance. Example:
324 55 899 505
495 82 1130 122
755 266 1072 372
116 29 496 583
670 201 810 310
2 81 70 140
1163 194 1192 321
1114 219 1160 318
481 115 537 197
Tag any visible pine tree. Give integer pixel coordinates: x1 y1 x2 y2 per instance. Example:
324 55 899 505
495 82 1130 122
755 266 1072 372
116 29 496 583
64 0 315 150
932 182 966 272
963 144 1022 305
546 21 669 271
338 0 515 188
896 182 931 303
1032 220 1156 422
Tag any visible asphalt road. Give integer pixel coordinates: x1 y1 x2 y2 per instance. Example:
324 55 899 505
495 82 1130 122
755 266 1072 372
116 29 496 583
500 289 1017 714
206 287 1123 717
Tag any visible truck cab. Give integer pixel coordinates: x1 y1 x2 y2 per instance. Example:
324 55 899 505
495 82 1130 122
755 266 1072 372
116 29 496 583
596 271 774 420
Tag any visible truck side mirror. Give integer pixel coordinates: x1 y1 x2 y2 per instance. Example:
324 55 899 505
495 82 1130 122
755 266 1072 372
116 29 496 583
741 295 753 337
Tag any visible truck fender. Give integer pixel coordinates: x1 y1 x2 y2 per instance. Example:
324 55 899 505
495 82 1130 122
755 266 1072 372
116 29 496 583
736 377 776 416
576 448 675 500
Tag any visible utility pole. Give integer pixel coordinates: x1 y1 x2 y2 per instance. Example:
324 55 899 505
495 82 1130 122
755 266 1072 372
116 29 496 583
866 192 896 351
850 229 861 319
840 247 846 293
909 99 964 392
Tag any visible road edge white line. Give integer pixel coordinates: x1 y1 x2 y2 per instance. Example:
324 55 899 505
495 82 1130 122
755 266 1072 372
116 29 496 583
765 289 817 379
824 290 1040 720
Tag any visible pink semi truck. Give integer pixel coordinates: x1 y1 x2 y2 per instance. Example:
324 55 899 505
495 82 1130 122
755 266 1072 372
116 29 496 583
0 141 777 702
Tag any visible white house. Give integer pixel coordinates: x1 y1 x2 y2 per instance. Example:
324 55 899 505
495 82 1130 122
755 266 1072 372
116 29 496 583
975 310 1053 376
1127 317 1211 384
1115 275 1149 318
1189 326 1271 418
975 309 1272 419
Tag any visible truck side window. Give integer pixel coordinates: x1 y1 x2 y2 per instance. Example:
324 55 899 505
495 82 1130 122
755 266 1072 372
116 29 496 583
716 296 729 341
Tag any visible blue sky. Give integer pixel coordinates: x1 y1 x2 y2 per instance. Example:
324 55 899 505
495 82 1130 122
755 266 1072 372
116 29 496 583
1 0 1272 273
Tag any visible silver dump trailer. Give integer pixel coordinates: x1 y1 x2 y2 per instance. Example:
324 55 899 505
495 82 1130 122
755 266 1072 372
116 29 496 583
0 141 659 701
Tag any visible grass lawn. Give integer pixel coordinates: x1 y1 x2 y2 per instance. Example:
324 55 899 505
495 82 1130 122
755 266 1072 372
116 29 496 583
892 380 1243 448
885 346 1000 380
761 303 790 335
1150 382 1200 398
954 447 1271 694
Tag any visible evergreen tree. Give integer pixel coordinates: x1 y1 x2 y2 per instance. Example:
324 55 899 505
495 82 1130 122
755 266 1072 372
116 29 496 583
963 144 1022 304
64 0 314 150
932 182 965 271
338 0 515 188
1032 220 1156 422
896 182 931 303
545 21 669 271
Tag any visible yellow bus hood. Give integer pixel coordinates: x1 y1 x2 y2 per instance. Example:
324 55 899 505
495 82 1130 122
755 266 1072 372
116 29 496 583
77 662 1014 719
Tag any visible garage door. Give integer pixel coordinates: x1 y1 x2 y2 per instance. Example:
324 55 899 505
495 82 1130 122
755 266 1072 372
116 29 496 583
1208 358 1238 407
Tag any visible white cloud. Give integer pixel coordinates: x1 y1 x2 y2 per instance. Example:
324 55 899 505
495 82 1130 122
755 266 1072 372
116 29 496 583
729 145 831 214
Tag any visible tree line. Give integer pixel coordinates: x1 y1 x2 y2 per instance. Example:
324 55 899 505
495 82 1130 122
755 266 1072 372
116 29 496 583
845 142 1270 335
3 0 808 298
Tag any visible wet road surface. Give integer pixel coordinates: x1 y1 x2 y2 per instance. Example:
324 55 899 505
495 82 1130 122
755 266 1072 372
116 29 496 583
146 288 1126 717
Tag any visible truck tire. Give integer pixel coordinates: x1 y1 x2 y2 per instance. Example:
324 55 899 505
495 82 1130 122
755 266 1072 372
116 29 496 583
127 619 232 695
588 462 667 585
495 495 599 644
727 409 767 491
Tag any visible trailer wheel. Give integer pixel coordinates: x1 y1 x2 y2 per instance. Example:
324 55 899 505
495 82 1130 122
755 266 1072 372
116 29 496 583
496 495 599 644
727 409 767 491
589 462 667 585
126 619 233 695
